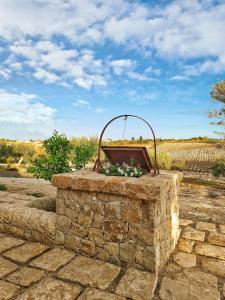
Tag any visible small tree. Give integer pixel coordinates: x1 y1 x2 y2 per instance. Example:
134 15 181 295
209 80 225 137
28 131 71 181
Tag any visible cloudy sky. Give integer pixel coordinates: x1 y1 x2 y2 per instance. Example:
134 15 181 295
0 0 224 140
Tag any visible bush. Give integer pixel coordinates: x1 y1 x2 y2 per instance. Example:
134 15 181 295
0 183 6 191
28 131 72 181
211 160 225 177
148 150 172 170
72 144 97 170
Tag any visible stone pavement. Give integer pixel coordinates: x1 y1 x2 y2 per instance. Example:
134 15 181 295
1 218 225 299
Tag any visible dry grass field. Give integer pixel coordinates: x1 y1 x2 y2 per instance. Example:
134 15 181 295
155 142 225 173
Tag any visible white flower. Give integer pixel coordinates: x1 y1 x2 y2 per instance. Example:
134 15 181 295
106 169 110 174
130 173 134 176
125 173 128 176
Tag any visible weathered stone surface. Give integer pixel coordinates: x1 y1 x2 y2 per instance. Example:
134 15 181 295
58 256 121 290
0 236 25 253
177 238 195 253
128 224 154 246
164 262 183 273
196 221 216 232
52 169 180 202
202 257 225 277
219 224 225 234
105 242 119 256
7 267 45 287
223 283 225 297
121 199 142 223
18 277 81 300
119 243 135 263
78 288 126 300
182 227 205 241
88 228 104 246
103 220 125 242
159 269 220 300
105 202 121 219
173 252 196 268
195 242 225 260
0 257 18 279
0 280 19 300
179 219 194 226
208 232 225 247
80 239 95 256
30 248 75 271
3 242 49 263
116 268 157 300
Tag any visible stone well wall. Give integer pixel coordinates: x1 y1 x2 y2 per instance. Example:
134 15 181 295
52 169 181 273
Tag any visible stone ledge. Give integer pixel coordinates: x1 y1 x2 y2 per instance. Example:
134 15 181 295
52 169 181 201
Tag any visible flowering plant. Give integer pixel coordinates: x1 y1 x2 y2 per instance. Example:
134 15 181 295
98 160 147 178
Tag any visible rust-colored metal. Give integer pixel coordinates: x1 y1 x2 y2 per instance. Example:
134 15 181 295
93 114 159 175
101 146 152 172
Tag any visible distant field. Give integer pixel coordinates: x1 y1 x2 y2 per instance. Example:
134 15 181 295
155 142 225 173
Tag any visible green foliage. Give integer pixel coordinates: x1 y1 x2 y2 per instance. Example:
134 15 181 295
0 140 36 163
28 131 72 181
209 80 225 137
0 183 6 191
72 144 97 170
148 150 172 170
211 160 225 177
70 135 98 169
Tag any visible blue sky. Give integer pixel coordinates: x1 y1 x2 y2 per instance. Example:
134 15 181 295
0 0 224 140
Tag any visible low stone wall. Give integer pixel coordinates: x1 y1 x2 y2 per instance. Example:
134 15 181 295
0 192 56 245
52 169 181 273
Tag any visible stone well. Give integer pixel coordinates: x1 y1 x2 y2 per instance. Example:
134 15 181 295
52 169 181 273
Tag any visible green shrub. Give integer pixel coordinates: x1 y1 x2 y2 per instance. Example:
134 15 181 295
148 150 172 170
0 183 6 191
72 144 97 170
211 160 225 177
28 131 72 181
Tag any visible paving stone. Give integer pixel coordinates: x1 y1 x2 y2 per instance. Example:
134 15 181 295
195 242 225 260
182 227 205 241
58 255 121 290
0 256 18 279
208 232 225 247
0 280 20 300
3 242 49 263
202 257 225 277
116 268 157 300
0 236 25 253
18 277 81 300
7 267 45 287
179 219 194 226
196 221 216 232
223 283 225 297
173 252 196 268
30 248 75 271
159 269 220 300
177 238 195 253
78 288 126 300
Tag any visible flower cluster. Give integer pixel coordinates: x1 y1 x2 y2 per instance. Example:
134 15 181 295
98 160 146 178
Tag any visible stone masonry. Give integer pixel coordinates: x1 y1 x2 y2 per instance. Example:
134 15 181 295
52 169 181 273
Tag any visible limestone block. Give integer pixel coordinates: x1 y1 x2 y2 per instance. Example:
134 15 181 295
195 242 225 260
173 252 196 268
0 236 24 253
103 220 126 242
0 280 20 300
182 227 205 241
88 228 104 246
177 238 195 253
116 268 157 300
105 201 121 219
78 288 126 300
80 239 95 256
105 242 119 256
179 219 194 226
119 243 135 263
196 221 216 232
121 199 142 223
7 267 45 287
128 223 154 246
57 256 121 290
208 232 225 247
0 257 18 279
202 257 225 277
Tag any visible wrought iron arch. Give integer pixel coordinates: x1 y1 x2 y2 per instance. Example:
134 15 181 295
93 114 159 175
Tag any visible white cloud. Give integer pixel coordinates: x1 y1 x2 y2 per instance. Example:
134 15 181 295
73 99 90 108
109 59 135 76
95 107 105 113
170 75 190 81
0 89 56 124
34 68 60 84
127 71 150 81
0 68 11 80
